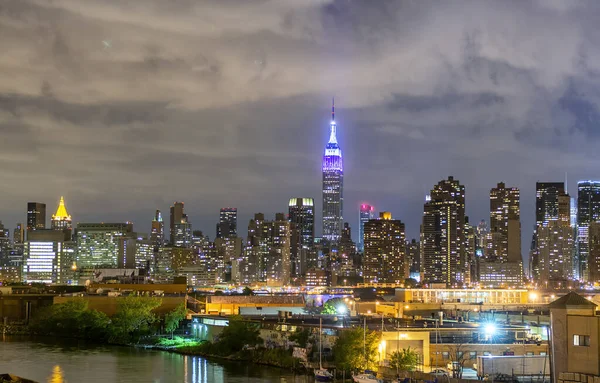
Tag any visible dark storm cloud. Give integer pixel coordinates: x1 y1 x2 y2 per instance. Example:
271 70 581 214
3 0 600 266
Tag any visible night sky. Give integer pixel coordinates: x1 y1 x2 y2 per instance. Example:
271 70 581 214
2 1 600 269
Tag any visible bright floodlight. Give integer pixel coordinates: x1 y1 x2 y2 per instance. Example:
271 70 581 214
484 323 496 335
337 305 347 314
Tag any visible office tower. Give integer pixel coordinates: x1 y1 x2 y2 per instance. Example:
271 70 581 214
134 234 154 270
288 198 315 276
363 212 406 284
489 183 521 264
577 181 600 282
531 182 571 282
216 208 237 239
76 222 134 268
537 220 574 282
51 196 72 241
421 177 467 286
26 202 46 234
322 99 344 242
23 230 74 284
588 222 600 282
169 202 192 248
13 223 24 245
406 239 420 277
150 210 164 250
169 202 185 245
358 204 375 252
242 213 291 286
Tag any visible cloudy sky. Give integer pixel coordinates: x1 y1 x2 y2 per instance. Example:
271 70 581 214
2 0 600 267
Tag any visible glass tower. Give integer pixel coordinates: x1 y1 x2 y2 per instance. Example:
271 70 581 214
358 204 374 252
322 99 343 242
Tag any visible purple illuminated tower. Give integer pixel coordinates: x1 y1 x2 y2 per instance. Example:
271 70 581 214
322 98 344 242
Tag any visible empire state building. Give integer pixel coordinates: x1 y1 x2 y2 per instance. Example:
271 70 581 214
322 99 344 242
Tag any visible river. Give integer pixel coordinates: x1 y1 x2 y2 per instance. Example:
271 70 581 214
0 338 315 383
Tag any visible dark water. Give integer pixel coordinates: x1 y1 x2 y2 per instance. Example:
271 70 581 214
0 338 314 383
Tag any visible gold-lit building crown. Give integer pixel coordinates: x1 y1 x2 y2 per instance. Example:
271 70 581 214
52 196 71 221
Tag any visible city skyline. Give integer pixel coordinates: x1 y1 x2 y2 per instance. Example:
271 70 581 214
5 1 600 272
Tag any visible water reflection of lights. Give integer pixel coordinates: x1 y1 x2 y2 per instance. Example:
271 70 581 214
191 357 217 383
49 365 64 383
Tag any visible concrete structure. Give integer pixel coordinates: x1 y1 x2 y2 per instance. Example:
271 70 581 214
0 293 55 322
204 295 305 315
550 292 600 380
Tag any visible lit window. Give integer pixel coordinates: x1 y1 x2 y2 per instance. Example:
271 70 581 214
574 335 590 347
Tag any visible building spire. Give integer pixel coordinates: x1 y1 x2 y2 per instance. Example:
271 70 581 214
332 97 335 122
328 97 337 144
52 196 71 220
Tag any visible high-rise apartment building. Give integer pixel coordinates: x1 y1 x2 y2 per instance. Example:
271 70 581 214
216 208 237 239
26 202 46 234
322 100 344 242
242 213 291 286
588 222 600 282
358 204 374 252
489 183 521 264
76 222 134 268
531 182 571 282
421 177 468 286
363 212 406 284
406 239 420 277
150 210 164 250
51 196 72 241
288 198 315 276
577 181 600 282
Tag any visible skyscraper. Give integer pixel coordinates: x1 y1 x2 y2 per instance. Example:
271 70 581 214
489 183 521 264
531 181 571 282
170 202 192 248
51 196 72 241
322 99 343 242
577 181 600 281
288 198 315 276
150 210 164 250
26 202 46 234
216 208 237 238
421 177 467 286
363 212 406 284
358 204 374 252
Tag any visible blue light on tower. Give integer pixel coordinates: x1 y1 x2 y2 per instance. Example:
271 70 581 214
322 98 344 242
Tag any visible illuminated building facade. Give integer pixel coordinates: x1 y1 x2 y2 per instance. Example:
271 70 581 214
588 222 600 282
363 212 406 284
421 177 467 286
51 196 72 241
288 198 315 276
577 181 600 282
489 183 521 264
150 210 164 250
478 261 523 288
76 222 134 268
216 208 237 239
358 204 374 252
537 220 574 282
322 99 343 243
26 202 46 234
242 213 291 286
23 230 74 284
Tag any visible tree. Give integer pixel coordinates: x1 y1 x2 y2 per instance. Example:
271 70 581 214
333 327 379 373
211 316 262 356
108 296 162 344
289 328 311 348
242 287 255 296
165 303 187 337
389 347 419 375
447 343 469 378
404 278 419 288
321 298 348 315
